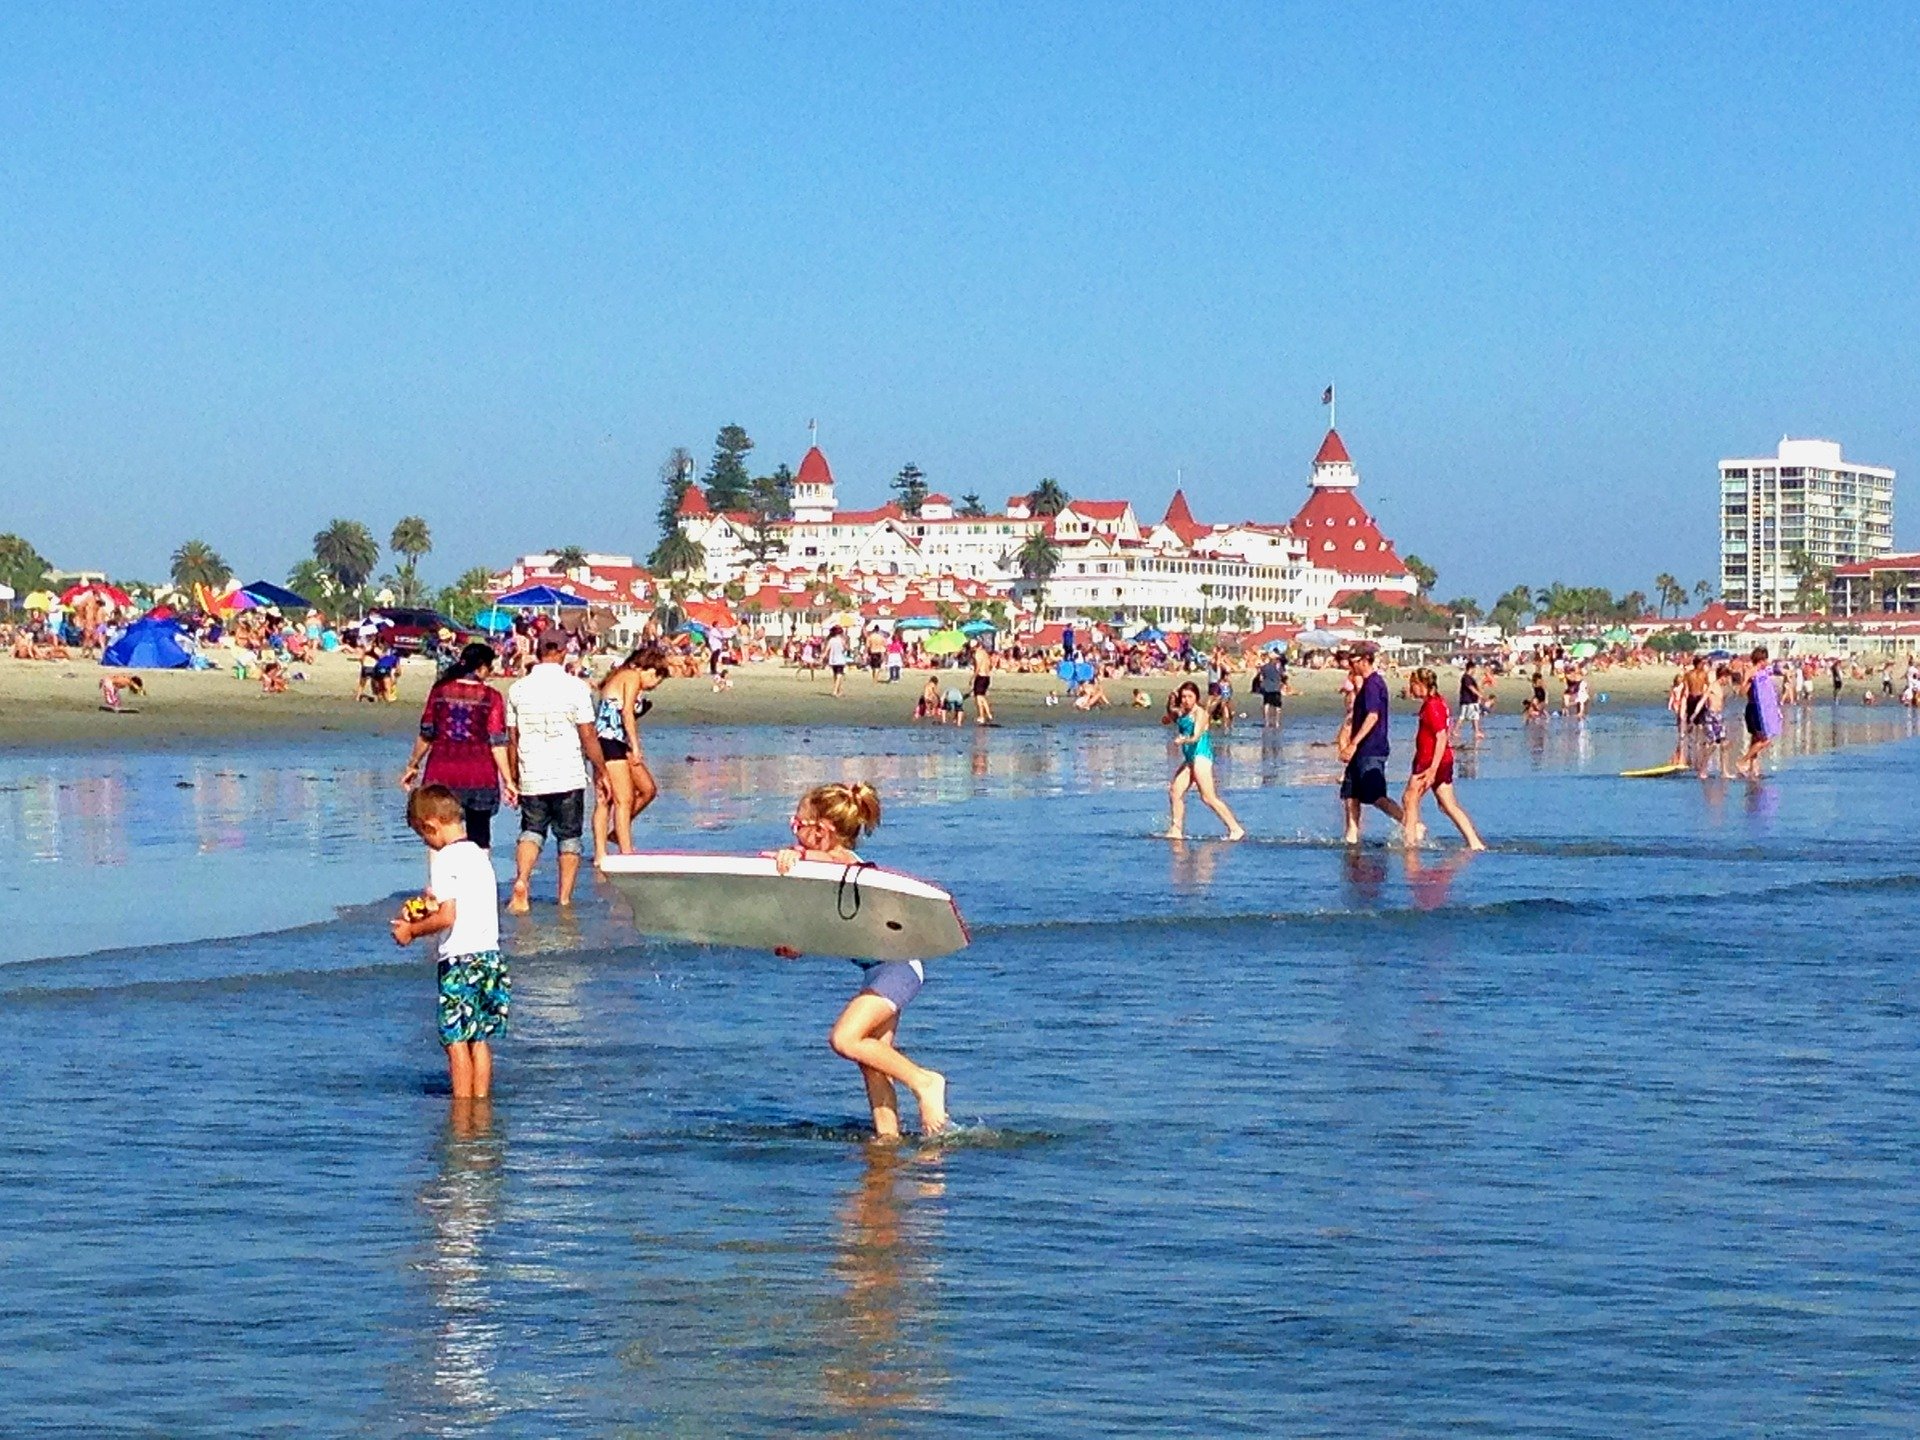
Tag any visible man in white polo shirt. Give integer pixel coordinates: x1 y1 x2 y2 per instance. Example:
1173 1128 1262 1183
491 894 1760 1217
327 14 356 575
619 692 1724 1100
506 634 611 913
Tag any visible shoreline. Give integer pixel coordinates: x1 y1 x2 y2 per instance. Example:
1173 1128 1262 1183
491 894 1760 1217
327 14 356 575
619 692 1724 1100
0 652 1690 752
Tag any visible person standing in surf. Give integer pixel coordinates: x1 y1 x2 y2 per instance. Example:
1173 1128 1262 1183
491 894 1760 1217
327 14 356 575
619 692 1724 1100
1737 646 1783 779
591 645 670 868
1338 647 1406 843
773 782 949 1138
392 785 508 1101
401 642 516 851
1161 681 1245 840
1402 669 1486 850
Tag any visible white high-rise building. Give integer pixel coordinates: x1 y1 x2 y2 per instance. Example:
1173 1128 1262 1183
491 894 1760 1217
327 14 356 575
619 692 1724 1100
1719 438 1895 614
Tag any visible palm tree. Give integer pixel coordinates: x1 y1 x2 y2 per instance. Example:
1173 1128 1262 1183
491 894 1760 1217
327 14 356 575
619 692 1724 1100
1404 554 1438 598
390 516 432 568
285 559 334 605
553 545 588 572
1017 529 1061 610
652 531 705 578
1693 579 1714 606
1653 572 1680 619
313 519 380 597
170 539 231 593
1026 478 1070 517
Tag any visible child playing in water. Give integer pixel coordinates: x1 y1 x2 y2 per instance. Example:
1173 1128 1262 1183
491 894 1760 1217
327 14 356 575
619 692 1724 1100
391 785 508 1100
1401 669 1486 850
773 782 948 1138
1161 681 1245 840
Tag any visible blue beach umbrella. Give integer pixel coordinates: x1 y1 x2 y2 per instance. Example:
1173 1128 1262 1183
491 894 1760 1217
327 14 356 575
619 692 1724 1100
960 619 997 636
239 579 315 611
471 607 514 633
1132 626 1167 642
495 583 589 609
896 615 942 631
1261 638 1291 652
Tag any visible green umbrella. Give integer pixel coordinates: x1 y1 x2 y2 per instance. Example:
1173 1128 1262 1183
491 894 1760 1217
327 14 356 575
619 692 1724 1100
1601 626 1633 645
922 629 967 656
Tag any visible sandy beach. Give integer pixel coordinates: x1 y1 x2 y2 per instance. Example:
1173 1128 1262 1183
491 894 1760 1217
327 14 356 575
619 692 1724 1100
0 650 1691 750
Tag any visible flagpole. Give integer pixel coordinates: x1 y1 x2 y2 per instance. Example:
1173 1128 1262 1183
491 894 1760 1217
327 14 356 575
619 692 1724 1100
1330 383 1336 432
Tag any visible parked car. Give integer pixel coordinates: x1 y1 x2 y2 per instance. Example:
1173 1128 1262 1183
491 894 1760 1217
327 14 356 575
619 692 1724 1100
367 607 472 657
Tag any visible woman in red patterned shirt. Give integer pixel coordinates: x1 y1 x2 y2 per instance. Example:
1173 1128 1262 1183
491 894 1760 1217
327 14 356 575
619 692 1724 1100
400 643 517 851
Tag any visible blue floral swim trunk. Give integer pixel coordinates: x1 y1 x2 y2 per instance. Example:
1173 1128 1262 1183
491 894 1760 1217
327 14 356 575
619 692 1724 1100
437 950 510 1045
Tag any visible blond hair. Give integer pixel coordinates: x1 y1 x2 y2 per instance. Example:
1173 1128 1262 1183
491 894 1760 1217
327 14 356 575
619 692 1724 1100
800 781 881 845
1411 667 1439 693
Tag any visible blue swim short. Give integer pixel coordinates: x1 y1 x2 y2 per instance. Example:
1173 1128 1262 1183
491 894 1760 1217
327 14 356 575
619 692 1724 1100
1340 754 1390 805
438 949 510 1045
856 959 924 1013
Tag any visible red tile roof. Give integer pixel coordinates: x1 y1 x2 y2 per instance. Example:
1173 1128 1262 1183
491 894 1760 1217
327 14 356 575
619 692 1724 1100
1159 489 1209 545
1288 488 1408 576
1062 499 1131 522
1832 552 1920 577
1314 429 1352 465
677 487 712 517
795 446 834 488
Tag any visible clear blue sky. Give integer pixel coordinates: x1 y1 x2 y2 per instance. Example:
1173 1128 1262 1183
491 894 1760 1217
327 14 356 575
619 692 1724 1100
4 3 1915 601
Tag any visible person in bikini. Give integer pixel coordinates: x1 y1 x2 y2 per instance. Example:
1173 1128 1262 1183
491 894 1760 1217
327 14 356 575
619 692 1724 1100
591 645 669 866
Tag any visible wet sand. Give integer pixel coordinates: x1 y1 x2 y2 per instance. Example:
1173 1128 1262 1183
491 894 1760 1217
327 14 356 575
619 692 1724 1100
0 651 1689 750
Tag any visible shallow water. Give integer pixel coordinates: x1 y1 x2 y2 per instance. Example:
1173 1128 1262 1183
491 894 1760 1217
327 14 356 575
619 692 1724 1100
3 703 1919 1435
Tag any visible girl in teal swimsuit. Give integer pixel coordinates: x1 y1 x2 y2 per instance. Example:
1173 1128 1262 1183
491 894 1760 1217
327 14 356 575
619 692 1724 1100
1163 682 1245 840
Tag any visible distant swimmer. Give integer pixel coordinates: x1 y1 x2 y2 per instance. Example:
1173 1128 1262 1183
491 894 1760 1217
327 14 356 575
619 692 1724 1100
773 782 948 1138
1161 681 1245 841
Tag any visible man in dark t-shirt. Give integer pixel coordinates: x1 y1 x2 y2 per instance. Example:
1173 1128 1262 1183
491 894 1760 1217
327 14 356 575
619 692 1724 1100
1338 649 1405 843
1257 654 1287 729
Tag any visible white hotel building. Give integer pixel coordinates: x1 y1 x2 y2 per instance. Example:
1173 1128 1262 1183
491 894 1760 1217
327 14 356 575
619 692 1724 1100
672 427 1416 628
1720 437 1895 614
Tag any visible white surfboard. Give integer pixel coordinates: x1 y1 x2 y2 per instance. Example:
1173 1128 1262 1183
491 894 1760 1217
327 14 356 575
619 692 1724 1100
599 853 970 961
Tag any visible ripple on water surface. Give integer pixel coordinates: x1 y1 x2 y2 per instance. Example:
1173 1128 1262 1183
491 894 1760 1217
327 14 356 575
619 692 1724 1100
2 715 1918 1435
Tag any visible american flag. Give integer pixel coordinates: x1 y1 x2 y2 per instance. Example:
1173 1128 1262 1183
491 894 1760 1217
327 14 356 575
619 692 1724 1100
1321 385 1334 405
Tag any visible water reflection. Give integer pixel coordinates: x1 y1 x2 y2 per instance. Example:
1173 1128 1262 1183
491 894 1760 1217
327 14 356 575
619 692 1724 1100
821 1145 948 1424
417 1100 507 1431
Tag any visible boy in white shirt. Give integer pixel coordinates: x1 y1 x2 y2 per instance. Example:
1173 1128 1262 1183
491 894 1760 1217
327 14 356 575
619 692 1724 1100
391 786 508 1099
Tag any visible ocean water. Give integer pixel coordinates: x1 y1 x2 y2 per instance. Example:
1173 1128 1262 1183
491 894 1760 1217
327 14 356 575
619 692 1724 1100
3 703 1919 1436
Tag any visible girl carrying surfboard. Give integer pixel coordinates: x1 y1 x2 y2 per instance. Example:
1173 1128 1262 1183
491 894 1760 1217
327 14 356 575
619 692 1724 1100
772 782 950 1138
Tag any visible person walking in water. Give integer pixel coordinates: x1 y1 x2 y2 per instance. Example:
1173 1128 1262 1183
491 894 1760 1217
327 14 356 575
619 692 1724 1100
1403 669 1485 850
773 782 948 1137
1338 647 1406 843
1161 680 1245 840
505 634 612 913
1737 646 1783 779
591 645 669 867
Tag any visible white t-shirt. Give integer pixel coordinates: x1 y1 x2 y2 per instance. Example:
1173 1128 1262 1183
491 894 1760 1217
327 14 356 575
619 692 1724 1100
825 635 849 667
428 839 500 960
507 662 596 796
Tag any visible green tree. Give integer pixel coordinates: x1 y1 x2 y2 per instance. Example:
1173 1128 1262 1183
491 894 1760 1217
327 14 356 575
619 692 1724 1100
313 519 380 596
1017 529 1061 607
1229 604 1254 631
0 533 51 598
387 516 432 605
169 539 232 592
1693 579 1714 606
649 447 697 569
1445 596 1485 623
1027 478 1069 517
551 546 588 572
958 492 987 518
435 567 496 624
702 424 755 512
1489 584 1533 634
285 559 334 606
740 469 794 564
652 530 706 578
1785 547 1832 613
891 463 929 515
1652 571 1681 618
1404 554 1438 598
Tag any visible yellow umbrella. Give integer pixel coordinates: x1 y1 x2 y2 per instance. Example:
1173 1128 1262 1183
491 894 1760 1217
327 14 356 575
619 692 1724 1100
23 590 58 610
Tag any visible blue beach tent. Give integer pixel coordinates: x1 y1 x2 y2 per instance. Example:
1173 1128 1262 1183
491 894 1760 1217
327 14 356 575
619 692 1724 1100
102 617 192 670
